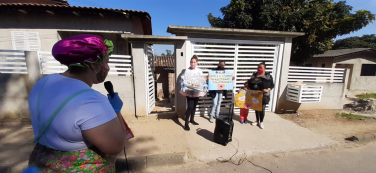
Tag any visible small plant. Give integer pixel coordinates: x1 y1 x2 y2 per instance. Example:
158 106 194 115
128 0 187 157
356 93 376 100
341 113 375 120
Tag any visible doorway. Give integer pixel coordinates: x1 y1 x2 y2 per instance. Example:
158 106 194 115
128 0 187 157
150 44 176 114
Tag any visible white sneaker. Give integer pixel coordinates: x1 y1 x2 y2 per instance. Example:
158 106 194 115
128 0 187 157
259 122 264 129
251 122 258 126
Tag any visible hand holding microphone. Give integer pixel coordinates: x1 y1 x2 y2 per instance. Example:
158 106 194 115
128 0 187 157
105 81 123 112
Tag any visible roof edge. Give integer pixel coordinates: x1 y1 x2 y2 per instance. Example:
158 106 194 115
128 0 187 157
121 34 187 44
167 25 305 37
313 48 375 58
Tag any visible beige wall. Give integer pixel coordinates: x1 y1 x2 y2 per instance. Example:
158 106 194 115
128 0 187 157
334 52 376 95
92 76 135 117
276 83 346 113
0 11 145 34
0 29 60 51
0 50 135 121
0 29 129 55
0 74 32 121
0 74 135 121
0 8 145 53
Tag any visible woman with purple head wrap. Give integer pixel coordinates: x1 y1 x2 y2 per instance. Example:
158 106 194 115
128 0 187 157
27 34 127 172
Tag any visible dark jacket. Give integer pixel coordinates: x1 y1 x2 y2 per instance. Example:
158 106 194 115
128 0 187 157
248 72 274 104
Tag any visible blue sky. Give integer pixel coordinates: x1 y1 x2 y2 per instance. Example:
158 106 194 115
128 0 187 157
68 0 376 55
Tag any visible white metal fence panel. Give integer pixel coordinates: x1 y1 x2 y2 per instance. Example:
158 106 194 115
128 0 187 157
190 40 280 116
146 45 155 114
286 84 323 103
38 51 133 75
193 42 236 116
235 44 279 113
38 51 68 74
108 55 133 76
288 66 345 83
0 49 27 74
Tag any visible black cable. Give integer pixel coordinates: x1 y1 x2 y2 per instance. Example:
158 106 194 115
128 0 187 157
246 158 273 173
216 138 273 173
123 147 129 173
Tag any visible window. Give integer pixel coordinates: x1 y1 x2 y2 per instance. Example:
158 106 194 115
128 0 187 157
321 63 325 67
360 64 376 76
11 31 41 51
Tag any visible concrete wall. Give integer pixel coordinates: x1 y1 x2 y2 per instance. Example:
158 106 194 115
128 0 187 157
277 83 346 113
0 10 145 34
334 52 376 95
0 74 32 121
0 74 135 121
309 52 376 95
91 76 135 117
175 42 188 118
155 67 170 99
0 29 129 54
0 50 135 121
0 29 60 51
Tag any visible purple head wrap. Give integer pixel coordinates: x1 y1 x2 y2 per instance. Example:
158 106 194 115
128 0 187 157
52 34 113 68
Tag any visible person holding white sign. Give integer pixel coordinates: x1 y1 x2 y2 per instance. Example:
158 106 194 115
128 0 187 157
179 55 207 131
208 61 235 123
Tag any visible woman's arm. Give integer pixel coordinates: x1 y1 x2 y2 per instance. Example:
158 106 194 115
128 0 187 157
82 113 127 155
82 93 127 155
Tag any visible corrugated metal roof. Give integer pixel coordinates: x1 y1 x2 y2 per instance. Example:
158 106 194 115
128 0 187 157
154 56 174 67
313 48 374 58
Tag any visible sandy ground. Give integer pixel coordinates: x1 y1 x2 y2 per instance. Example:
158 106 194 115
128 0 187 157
278 109 376 142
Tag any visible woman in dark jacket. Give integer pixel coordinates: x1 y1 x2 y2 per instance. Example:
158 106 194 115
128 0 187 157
248 62 274 129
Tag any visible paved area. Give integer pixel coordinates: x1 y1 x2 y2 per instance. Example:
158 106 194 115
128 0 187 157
183 112 336 162
0 112 337 172
160 141 376 173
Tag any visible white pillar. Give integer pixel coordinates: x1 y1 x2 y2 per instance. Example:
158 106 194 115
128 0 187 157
275 37 293 113
131 43 149 116
174 42 188 118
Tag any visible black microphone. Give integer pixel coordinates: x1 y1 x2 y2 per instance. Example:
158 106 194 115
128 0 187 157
104 81 115 98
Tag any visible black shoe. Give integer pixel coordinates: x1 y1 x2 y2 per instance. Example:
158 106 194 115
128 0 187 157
190 121 199 126
184 124 190 131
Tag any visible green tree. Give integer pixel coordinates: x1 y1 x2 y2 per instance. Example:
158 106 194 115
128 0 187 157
207 0 375 64
160 49 174 56
333 34 376 49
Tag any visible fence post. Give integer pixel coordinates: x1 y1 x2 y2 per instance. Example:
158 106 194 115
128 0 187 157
342 68 350 97
25 51 42 91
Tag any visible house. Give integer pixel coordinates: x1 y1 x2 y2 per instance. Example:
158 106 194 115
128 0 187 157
0 0 152 54
310 48 376 95
0 0 152 121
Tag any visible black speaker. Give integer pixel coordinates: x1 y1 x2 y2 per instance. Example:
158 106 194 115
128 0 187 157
213 105 234 146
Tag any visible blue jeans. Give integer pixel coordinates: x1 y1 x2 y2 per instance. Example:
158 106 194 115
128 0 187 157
210 92 223 119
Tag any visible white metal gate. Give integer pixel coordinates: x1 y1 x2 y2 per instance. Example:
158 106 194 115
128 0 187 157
145 45 155 114
186 38 283 115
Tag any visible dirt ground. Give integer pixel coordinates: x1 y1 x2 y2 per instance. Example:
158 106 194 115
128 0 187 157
278 109 376 142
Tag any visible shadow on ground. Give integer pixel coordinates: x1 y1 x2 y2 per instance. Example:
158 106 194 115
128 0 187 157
196 128 214 142
0 122 35 172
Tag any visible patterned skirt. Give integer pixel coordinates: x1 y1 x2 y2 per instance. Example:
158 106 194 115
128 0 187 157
28 143 116 173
